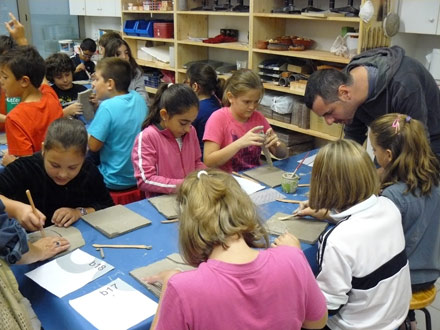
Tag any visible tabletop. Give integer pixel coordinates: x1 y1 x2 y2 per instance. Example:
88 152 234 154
11 150 317 330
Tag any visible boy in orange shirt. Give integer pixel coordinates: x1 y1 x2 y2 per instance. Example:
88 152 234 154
0 45 63 165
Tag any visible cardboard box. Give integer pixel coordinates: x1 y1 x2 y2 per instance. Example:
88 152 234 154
309 112 343 138
290 80 307 95
287 63 312 74
272 112 291 123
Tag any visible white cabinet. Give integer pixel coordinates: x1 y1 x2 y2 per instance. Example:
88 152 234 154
69 0 121 17
398 0 440 35
69 0 85 15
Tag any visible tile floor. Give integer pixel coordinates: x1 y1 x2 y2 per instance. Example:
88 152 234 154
413 279 440 329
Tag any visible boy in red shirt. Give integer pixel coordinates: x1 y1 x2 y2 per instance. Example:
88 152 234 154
0 45 63 165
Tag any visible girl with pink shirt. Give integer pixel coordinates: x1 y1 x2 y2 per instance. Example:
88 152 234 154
146 169 328 330
131 83 205 197
203 69 287 172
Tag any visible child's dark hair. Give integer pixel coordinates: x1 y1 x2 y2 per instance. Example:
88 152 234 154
96 57 131 92
142 83 199 129
104 38 140 79
98 31 122 48
80 38 97 53
45 52 75 83
44 118 88 156
187 62 225 101
0 35 16 55
0 45 45 88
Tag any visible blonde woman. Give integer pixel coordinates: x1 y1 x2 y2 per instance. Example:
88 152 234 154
146 169 327 330
294 139 411 330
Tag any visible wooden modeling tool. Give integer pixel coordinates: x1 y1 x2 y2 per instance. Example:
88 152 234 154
277 214 296 221
298 184 310 187
276 199 302 204
26 189 46 238
92 244 152 250
289 151 310 178
161 219 179 224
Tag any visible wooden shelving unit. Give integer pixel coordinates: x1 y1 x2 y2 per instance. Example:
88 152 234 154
120 0 387 141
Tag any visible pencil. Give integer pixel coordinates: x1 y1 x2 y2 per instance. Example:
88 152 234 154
25 189 46 238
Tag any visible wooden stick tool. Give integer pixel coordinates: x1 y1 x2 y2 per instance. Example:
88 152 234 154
25 189 46 238
276 199 303 204
161 218 179 224
92 244 152 250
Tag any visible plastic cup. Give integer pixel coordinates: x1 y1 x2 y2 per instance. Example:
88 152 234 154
281 173 299 194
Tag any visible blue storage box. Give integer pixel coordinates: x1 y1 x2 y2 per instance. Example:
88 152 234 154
135 20 154 38
123 20 139 36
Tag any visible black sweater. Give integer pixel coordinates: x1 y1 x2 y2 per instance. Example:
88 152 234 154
0 153 114 227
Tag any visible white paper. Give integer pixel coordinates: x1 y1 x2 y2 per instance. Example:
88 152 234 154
301 154 316 167
25 249 114 298
69 278 157 330
233 175 265 195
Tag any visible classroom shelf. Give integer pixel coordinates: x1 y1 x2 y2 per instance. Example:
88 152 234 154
253 48 350 64
263 83 305 96
267 119 341 141
137 59 174 71
124 35 175 43
177 40 249 51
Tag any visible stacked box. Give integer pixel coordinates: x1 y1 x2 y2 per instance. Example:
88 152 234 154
291 102 310 129
272 111 291 123
257 105 272 119
274 127 313 145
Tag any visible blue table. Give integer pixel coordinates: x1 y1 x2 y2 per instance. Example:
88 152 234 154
12 150 317 330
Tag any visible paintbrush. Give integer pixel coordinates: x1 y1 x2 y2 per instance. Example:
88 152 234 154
288 151 310 178
25 189 46 238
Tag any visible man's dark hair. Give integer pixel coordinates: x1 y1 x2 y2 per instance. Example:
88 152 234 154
304 69 353 109
80 38 97 53
45 52 75 83
0 45 45 88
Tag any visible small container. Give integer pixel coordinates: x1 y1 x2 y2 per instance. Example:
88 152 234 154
281 173 299 194
127 2 134 10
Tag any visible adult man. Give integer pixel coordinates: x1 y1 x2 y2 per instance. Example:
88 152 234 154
304 46 440 156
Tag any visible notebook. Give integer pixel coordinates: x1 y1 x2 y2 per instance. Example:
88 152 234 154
77 89 95 121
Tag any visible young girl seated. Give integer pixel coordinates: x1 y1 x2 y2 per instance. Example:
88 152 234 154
0 117 114 228
104 38 148 104
0 194 69 329
291 139 411 330
146 169 328 330
132 84 205 197
369 114 440 329
186 62 224 153
45 52 87 118
203 69 287 172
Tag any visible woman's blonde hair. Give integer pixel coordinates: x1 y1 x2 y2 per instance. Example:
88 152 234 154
370 113 440 196
309 139 379 212
177 169 269 267
222 69 264 106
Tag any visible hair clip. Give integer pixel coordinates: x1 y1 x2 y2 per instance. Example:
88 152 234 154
405 116 411 122
392 116 401 134
168 83 173 88
197 170 208 179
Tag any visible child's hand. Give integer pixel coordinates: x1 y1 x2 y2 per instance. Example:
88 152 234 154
15 203 46 232
143 269 181 285
63 103 83 117
32 237 70 261
75 63 86 73
238 126 265 149
52 207 82 227
4 12 27 45
1 151 17 166
265 127 281 149
294 200 331 221
271 232 300 248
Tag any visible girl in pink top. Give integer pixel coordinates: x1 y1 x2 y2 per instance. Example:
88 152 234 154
203 69 287 172
131 83 205 197
146 169 328 330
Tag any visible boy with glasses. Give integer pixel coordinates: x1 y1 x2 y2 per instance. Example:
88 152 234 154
71 38 96 81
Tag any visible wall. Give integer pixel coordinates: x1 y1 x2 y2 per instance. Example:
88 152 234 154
83 16 121 41
391 33 440 68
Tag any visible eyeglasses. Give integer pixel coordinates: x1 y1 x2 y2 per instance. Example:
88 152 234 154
80 48 93 59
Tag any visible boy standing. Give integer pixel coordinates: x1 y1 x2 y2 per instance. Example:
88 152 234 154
0 45 63 165
46 52 86 117
71 38 96 81
88 57 147 190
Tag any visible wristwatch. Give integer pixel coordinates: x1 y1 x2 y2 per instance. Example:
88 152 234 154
77 207 88 217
